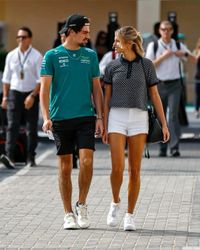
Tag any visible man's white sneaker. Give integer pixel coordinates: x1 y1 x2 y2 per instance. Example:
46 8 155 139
107 201 120 227
75 202 90 228
63 212 78 229
123 213 136 231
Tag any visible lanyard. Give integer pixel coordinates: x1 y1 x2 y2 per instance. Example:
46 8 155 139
18 48 32 79
160 40 172 50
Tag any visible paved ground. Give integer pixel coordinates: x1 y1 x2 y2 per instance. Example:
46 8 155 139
0 110 200 250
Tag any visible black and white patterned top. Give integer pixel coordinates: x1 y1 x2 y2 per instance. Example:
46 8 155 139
103 55 159 111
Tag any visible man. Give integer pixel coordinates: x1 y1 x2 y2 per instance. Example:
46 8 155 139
0 26 43 168
40 14 104 230
146 20 196 157
52 31 78 169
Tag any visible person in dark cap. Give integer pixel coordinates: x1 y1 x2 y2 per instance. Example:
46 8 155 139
59 14 90 34
40 14 104 230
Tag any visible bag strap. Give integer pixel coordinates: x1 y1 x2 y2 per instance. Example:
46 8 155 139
154 40 180 56
140 58 148 94
141 58 153 105
153 40 158 58
141 58 151 159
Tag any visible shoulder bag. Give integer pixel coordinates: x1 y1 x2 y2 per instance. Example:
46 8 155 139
141 58 163 144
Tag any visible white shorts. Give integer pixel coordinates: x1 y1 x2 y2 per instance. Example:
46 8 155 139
108 108 148 136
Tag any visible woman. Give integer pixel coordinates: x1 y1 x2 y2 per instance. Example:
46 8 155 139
102 26 170 231
193 38 200 118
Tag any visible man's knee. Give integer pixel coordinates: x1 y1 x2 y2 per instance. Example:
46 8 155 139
79 156 93 168
58 155 72 175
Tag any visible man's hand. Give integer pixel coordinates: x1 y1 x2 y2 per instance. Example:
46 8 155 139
162 49 174 59
174 50 186 58
42 119 52 133
24 94 35 109
1 98 8 109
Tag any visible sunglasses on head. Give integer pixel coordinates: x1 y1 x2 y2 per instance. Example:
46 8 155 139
16 35 29 40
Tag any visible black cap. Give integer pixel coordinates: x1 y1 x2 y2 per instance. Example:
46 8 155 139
59 14 90 34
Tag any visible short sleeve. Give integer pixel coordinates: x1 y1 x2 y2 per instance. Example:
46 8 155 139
145 42 155 61
35 52 43 83
180 42 191 54
40 51 54 76
143 58 159 87
99 51 112 76
91 51 100 78
2 53 12 83
103 62 113 84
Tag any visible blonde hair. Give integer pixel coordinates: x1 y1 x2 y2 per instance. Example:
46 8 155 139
193 38 200 57
195 38 200 51
115 26 144 57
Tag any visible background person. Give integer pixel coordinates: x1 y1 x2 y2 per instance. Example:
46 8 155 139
99 49 119 77
102 26 169 231
145 20 196 157
0 26 42 169
95 30 109 61
193 38 200 118
40 14 104 230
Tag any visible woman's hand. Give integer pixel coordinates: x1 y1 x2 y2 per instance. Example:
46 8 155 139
95 118 104 137
102 130 109 144
162 125 170 143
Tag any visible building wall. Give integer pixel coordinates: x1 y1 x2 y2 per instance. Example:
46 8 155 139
0 0 5 20
1 0 199 104
0 0 136 54
161 0 200 104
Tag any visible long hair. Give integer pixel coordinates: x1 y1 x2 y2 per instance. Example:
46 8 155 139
115 26 144 57
194 38 200 56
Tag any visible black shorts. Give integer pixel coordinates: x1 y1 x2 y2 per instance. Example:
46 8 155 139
52 116 96 155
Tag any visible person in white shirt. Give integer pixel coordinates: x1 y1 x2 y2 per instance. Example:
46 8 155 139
146 20 196 157
99 50 119 76
0 26 43 169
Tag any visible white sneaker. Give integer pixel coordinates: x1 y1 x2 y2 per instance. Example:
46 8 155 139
63 212 78 229
124 213 136 231
0 154 15 169
75 202 90 228
107 201 120 227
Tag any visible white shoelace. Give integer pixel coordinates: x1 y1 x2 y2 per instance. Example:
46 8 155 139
78 204 88 218
111 206 118 216
65 212 74 219
125 214 134 224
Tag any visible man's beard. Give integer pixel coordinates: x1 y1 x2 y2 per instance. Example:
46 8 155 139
79 39 88 47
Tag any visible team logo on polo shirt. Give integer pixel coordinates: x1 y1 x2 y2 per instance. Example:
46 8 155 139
80 56 90 64
58 56 69 67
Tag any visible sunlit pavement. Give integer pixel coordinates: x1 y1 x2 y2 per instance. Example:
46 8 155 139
0 108 199 249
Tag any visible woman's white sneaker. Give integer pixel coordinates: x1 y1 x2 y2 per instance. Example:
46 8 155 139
75 202 90 228
107 201 120 227
123 213 136 231
63 212 78 229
